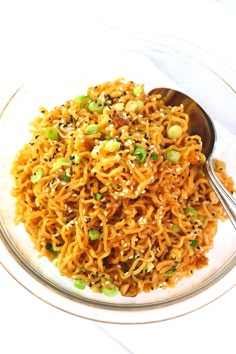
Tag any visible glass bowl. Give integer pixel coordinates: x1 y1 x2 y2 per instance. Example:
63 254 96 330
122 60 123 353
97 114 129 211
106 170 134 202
0 37 235 324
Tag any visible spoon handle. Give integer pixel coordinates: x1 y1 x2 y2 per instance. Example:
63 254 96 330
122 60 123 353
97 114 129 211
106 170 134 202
205 159 236 230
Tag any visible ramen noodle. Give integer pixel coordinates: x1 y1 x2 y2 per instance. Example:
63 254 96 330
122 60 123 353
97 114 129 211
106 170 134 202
11 78 235 297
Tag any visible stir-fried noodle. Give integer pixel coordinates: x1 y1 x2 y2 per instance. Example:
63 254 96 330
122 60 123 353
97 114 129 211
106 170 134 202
11 79 235 297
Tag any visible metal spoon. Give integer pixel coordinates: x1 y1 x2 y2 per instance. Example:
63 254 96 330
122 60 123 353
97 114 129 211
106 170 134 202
149 88 236 230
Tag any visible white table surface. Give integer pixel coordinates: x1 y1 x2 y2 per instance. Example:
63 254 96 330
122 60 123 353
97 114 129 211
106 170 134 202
0 1 235 353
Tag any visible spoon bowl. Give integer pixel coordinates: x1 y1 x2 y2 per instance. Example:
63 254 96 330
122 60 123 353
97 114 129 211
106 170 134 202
149 88 236 229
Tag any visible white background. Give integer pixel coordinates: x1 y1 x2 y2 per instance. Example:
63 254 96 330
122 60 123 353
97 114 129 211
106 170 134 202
0 1 235 353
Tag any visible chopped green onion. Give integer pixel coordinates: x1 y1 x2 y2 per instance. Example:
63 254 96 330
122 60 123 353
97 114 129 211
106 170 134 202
105 135 113 140
52 258 59 267
46 244 60 254
94 192 103 200
46 244 54 252
85 124 99 135
171 224 181 233
88 229 100 240
73 95 92 107
166 266 176 276
133 85 143 95
74 278 86 290
62 172 70 181
150 153 159 161
165 150 180 164
45 126 58 140
184 208 198 218
125 100 144 112
167 125 183 139
102 285 118 297
136 100 144 111
190 240 199 248
104 140 120 152
70 153 80 164
88 101 104 113
133 145 147 163
53 157 71 169
31 169 43 183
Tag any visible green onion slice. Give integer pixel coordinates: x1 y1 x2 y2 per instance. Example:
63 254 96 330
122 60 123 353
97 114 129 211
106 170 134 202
133 145 147 163
62 172 70 181
74 278 86 290
167 125 183 139
184 208 198 218
94 193 103 200
150 153 159 161
88 101 104 113
88 229 100 240
85 124 99 135
53 157 71 169
105 135 113 140
171 224 181 233
125 100 144 112
46 244 60 254
52 258 58 267
136 100 144 111
102 285 118 297
190 240 199 248
31 169 43 183
45 126 58 140
165 150 180 164
73 95 92 107
166 266 176 276
133 85 143 95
